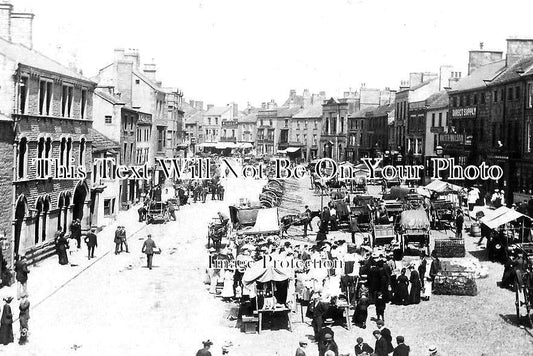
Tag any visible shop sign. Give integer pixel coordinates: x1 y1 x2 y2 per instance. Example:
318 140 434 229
451 107 477 118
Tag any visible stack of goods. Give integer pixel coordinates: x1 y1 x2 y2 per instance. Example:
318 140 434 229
432 271 477 296
434 238 466 257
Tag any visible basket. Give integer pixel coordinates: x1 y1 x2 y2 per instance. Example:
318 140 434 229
434 239 465 257
433 270 477 296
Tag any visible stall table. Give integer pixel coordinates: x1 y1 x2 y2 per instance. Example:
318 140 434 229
257 307 293 334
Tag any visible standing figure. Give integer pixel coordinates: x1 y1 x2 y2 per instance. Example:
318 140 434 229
375 292 386 321
119 226 129 253
84 228 98 260
168 202 176 221
141 234 158 270
393 335 410 356
0 297 13 345
195 340 213 356
408 265 421 304
54 230 69 265
18 295 30 345
218 185 225 200
114 226 122 255
14 256 29 300
418 254 427 283
70 219 82 249
395 268 409 305
137 204 147 222
455 209 464 239
352 293 370 328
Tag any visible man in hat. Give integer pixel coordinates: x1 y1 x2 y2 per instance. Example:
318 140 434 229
69 219 82 249
393 336 410 356
373 330 389 356
428 345 444 356
319 332 338 356
14 256 29 300
354 336 373 355
376 320 393 354
455 209 464 239
141 234 158 270
311 293 328 341
84 228 98 260
295 339 308 356
119 226 129 253
114 226 122 255
196 340 213 356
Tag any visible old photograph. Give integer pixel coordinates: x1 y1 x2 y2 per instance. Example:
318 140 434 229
0 0 532 355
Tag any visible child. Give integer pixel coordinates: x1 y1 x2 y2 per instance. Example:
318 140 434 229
375 292 386 321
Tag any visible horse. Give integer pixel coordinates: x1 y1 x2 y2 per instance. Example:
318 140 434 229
280 210 321 236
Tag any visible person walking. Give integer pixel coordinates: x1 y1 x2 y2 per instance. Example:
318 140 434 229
119 226 129 253
18 295 30 345
395 268 409 305
0 297 13 345
84 228 98 260
418 253 427 283
303 205 312 237
375 292 386 321
69 219 82 248
354 336 374 355
14 256 29 300
141 234 158 270
455 209 464 239
376 320 393 354
168 202 176 221
352 293 370 328
373 330 389 356
54 230 69 265
408 265 422 305
393 336 410 356
114 226 122 255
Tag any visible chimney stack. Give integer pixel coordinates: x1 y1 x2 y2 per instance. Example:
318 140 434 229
0 2 12 42
124 49 140 69
207 104 214 111
506 38 533 67
10 12 33 48
468 49 503 75
114 48 125 61
195 101 204 111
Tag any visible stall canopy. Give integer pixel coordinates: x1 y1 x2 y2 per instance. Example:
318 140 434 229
400 210 431 229
215 142 237 149
425 179 463 193
238 143 253 149
197 142 217 148
245 208 280 234
242 259 292 286
285 147 301 153
480 206 532 229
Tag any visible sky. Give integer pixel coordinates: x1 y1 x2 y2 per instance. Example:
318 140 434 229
13 0 533 108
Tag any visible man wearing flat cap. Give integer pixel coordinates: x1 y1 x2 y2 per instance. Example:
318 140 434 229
114 226 122 255
196 339 213 356
141 234 158 270
373 330 388 356
319 332 338 356
354 336 373 355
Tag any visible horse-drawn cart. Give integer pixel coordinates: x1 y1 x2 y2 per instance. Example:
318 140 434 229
431 199 456 230
399 210 431 254
371 223 397 248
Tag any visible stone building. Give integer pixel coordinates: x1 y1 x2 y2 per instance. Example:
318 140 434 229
319 98 357 161
0 2 96 265
291 103 323 161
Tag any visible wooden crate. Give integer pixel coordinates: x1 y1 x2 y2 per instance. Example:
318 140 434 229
242 316 258 334
434 239 465 258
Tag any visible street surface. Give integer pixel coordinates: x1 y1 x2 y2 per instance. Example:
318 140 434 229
3 174 533 355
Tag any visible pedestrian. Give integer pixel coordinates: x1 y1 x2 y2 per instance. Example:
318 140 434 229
70 219 82 248
310 293 327 340
168 202 176 221
455 209 464 239
418 253 427 283
54 230 69 265
120 226 129 253
84 228 98 260
376 320 393 354
320 333 338 356
114 226 122 255
329 205 337 231
14 256 29 300
429 251 441 282
218 185 225 200
0 296 13 345
352 293 369 328
295 339 308 356
303 205 312 237
354 336 374 355
196 340 213 356
373 330 388 356
375 292 386 321
138 204 147 222
467 187 479 211
408 264 421 304
18 295 30 345
393 336 410 356
141 234 158 270
349 216 360 244
394 268 409 304
320 207 330 233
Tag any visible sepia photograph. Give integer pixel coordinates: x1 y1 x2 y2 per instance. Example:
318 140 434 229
0 0 532 355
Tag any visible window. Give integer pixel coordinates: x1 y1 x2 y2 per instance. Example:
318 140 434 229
431 113 435 127
296 134 300 142
39 81 52 115
516 86 521 100
473 94 478 105
17 137 27 179
314 120 318 129
105 115 112 124
297 121 300 129
157 128 165 151
285 119 288 128
460 96 464 106
304 121 308 129
528 83 533 108
37 138 45 176
135 79 140 85
508 87 513 101
18 77 28 114
104 198 114 216
81 89 87 119
215 118 218 125
208 118 211 125
481 92 486 104
466 95 470 106
453 96 458 107
60 138 66 166
313 134 317 145
494 90 498 102
123 143 127 163
61 85 73 117
269 119 272 126
527 122 531 153
45 138 51 175
66 138 72 168
130 117 134 130
438 113 442 127
130 143 134 164
79 138 86 166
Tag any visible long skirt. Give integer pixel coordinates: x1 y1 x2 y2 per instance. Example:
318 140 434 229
0 323 13 345
58 249 69 265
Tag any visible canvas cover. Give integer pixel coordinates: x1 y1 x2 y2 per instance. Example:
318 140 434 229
242 259 292 286
400 210 430 229
425 179 463 193
245 208 280 235
481 206 531 229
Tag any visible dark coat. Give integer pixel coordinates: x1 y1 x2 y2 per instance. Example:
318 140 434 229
418 259 427 281
409 270 422 304
395 274 409 303
84 232 98 247
114 230 122 244
393 344 410 356
380 327 394 353
374 337 389 356
15 260 29 284
142 238 157 255
0 304 13 345
354 342 374 355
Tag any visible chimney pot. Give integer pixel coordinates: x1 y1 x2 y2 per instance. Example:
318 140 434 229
10 12 34 49
0 2 13 42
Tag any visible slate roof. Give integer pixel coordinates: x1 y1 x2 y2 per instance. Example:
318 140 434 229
489 56 533 85
205 106 231 116
367 103 395 117
426 90 449 109
277 106 302 118
452 60 506 92
410 78 438 91
94 90 125 105
90 128 119 152
0 37 94 83
238 110 258 123
293 103 323 118
349 106 375 118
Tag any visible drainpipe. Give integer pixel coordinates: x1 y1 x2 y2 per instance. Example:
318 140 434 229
10 67 21 269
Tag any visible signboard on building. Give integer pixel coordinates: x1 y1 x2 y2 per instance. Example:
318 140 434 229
451 107 477 118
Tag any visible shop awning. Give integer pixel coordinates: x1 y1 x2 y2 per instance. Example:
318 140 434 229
425 179 464 193
481 206 532 229
277 149 287 154
285 147 301 153
215 142 237 149
238 142 253 149
197 142 217 148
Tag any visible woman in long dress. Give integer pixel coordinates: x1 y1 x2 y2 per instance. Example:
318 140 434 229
0 297 14 345
221 269 234 301
352 294 369 328
408 266 422 304
18 295 30 345
395 268 409 305
54 231 69 265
